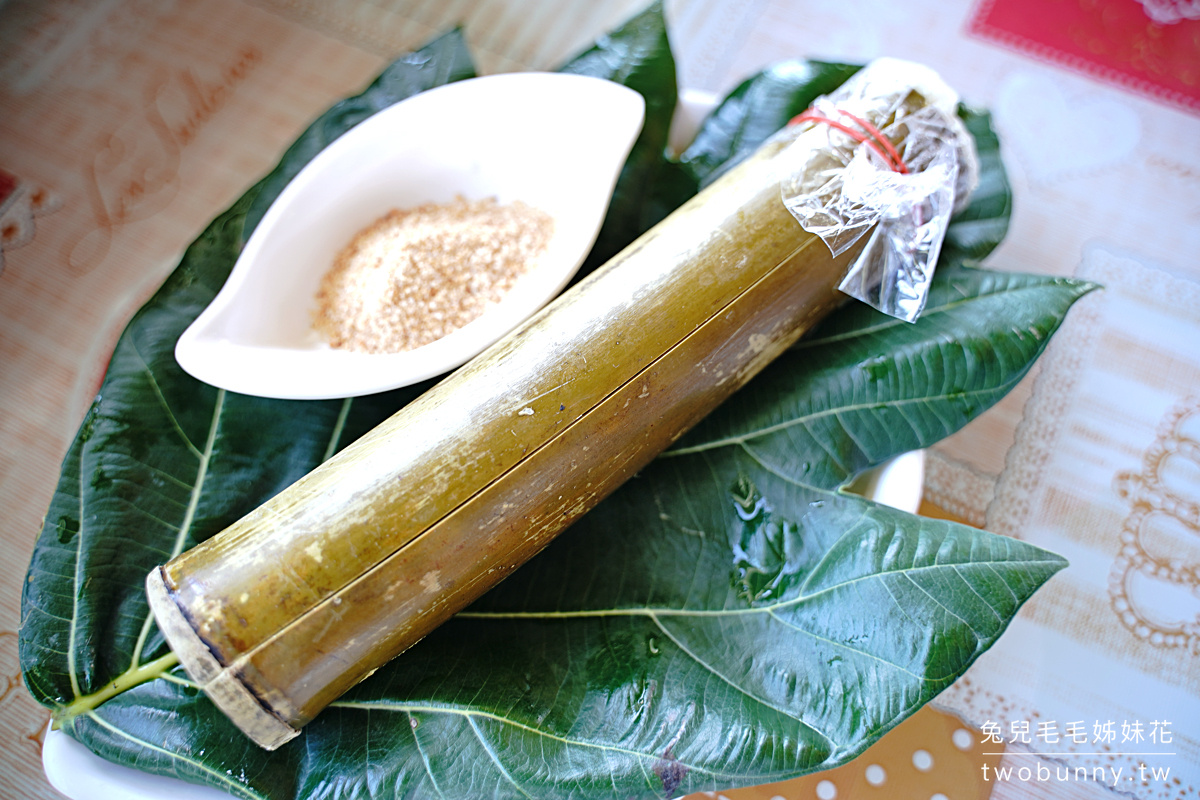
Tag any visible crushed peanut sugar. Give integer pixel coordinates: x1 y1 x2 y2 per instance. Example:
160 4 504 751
313 196 553 354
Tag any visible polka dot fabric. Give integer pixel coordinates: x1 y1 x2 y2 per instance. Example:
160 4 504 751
683 706 1001 800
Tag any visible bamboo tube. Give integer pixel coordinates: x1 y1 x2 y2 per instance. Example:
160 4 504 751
146 64 956 749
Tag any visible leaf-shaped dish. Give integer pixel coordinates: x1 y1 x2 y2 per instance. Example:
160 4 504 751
175 72 644 399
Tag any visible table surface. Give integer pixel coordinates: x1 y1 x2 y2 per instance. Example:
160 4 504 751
2 1 1198 799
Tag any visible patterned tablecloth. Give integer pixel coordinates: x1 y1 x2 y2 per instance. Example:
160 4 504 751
2 1 1197 798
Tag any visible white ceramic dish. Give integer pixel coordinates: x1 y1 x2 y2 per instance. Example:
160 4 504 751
175 72 644 399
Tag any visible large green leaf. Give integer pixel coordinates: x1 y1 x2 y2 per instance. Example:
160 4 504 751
559 0 678 277
942 108 1012 263
678 60 861 188
20 7 1090 799
643 60 862 230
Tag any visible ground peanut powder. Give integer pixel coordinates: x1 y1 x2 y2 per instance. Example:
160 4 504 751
313 196 553 354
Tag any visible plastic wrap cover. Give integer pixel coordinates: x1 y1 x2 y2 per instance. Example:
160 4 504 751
780 58 980 321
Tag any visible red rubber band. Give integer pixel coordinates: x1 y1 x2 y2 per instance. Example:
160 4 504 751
788 109 909 174
834 110 908 174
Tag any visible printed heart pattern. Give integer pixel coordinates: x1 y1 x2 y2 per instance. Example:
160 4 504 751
994 72 1142 184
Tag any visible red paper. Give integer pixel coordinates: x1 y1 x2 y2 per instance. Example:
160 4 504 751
0 168 17 206
969 0 1200 115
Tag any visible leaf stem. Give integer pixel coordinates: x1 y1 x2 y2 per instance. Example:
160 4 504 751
54 652 180 728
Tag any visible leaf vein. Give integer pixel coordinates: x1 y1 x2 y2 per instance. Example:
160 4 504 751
649 613 837 751
322 398 353 462
131 389 226 669
79 710 262 799
794 283 1053 347
952 564 1003 625
735 442 827 492
468 715 533 799
984 562 1022 606
407 710 448 800
666 380 1024 457
129 339 204 460
67 442 88 700
764 609 933 682
897 570 979 640
330 701 785 785
456 554 1058 622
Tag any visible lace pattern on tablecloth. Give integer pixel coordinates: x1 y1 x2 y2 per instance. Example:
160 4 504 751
937 244 1200 800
